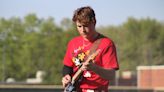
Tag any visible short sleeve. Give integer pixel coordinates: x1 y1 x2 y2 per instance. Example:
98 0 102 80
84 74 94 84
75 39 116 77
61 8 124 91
101 43 119 70
63 41 74 67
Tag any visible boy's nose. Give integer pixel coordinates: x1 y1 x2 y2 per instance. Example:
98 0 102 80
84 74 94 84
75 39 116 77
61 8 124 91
82 27 86 32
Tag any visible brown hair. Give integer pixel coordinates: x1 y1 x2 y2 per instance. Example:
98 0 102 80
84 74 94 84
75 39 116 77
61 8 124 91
72 6 96 25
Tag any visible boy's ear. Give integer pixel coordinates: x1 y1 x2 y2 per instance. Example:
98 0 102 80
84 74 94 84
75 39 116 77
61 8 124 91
93 20 96 26
92 18 96 25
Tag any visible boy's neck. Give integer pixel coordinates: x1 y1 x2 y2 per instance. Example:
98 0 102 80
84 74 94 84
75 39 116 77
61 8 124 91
84 32 99 42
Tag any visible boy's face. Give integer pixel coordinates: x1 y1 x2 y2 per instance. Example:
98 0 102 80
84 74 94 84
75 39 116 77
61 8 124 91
76 21 95 40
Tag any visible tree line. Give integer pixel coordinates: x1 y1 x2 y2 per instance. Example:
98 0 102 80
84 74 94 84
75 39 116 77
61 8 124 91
0 14 164 84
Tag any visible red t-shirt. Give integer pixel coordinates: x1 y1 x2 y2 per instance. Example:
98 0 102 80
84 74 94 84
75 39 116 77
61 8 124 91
63 35 119 90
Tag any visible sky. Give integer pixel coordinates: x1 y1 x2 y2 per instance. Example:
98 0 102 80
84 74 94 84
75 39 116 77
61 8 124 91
0 0 164 27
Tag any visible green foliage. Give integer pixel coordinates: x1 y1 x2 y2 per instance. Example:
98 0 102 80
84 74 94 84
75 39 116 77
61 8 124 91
99 17 164 72
0 15 163 84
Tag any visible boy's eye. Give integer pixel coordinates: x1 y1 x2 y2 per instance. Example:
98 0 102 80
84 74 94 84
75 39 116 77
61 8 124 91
78 25 82 27
84 25 88 27
77 24 88 28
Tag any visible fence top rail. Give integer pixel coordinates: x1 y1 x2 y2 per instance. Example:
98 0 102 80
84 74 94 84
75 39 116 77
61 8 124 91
0 84 62 89
137 65 164 70
0 85 164 91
